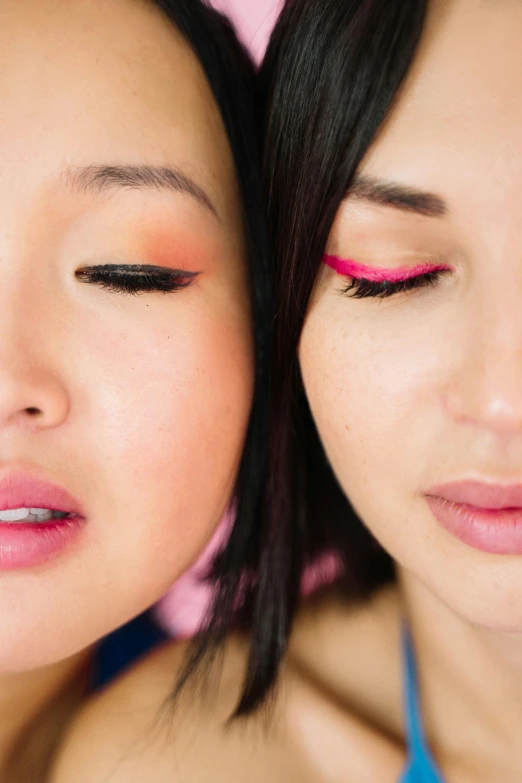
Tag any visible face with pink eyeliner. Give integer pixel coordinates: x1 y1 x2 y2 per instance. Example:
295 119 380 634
0 0 255 673
299 0 522 633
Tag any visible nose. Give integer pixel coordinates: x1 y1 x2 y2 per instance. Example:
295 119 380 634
443 292 522 436
0 297 70 431
0 365 69 430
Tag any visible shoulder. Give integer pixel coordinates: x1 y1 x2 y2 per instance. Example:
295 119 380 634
49 640 185 782
284 584 407 782
49 635 303 783
51 587 407 783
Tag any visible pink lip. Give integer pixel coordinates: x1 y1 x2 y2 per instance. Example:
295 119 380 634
323 254 449 283
0 471 86 569
0 472 84 514
426 481 522 554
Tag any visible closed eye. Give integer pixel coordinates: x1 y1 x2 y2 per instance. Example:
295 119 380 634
342 269 445 299
75 264 200 295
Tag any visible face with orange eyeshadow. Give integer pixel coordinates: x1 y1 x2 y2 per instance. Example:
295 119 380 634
0 0 254 672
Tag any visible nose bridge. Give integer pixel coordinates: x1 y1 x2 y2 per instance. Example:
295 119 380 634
445 282 522 432
0 269 70 429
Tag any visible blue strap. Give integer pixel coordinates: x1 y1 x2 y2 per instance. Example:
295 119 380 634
400 623 446 783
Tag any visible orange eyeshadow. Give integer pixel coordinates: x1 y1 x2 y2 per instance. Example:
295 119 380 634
136 224 217 272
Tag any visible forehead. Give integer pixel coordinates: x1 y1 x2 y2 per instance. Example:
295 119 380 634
0 0 237 222
362 0 522 194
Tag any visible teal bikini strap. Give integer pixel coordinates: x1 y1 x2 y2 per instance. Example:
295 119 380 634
401 622 445 782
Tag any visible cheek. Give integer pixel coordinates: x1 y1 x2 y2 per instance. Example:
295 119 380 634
97 326 250 478
73 299 253 595
299 299 447 523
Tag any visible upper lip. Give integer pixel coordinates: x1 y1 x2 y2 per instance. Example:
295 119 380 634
427 481 522 510
0 471 84 515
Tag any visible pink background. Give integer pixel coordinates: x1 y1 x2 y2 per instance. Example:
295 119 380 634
211 0 282 62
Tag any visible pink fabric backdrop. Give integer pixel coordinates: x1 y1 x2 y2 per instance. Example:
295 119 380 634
211 0 283 63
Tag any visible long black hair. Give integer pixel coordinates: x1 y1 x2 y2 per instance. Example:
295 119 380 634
159 0 430 719
232 0 429 715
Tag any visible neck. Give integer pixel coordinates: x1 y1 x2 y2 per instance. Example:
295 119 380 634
400 572 522 780
0 648 93 780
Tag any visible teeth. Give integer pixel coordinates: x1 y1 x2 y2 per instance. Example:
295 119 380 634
0 508 30 521
33 510 54 521
0 508 60 523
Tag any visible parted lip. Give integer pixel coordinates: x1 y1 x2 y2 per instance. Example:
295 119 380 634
426 481 522 511
0 471 84 515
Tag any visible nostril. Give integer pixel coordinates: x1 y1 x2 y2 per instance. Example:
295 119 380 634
25 407 42 416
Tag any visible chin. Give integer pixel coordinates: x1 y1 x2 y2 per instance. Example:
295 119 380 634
414 556 522 634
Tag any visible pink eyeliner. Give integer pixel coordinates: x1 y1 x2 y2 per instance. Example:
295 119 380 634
323 254 449 283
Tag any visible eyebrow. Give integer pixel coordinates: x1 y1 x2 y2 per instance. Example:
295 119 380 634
347 175 448 218
63 164 219 221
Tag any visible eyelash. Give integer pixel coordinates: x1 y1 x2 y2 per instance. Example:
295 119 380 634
75 264 199 295
341 269 445 299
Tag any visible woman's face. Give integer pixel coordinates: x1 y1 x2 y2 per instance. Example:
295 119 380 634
0 0 253 670
300 0 522 630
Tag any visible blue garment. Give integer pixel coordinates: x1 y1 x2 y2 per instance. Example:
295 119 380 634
91 610 168 691
400 625 445 782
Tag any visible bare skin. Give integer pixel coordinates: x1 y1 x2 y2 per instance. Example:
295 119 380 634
51 587 405 783
51 1 522 781
0 0 252 778
0 652 92 781
50 582 522 783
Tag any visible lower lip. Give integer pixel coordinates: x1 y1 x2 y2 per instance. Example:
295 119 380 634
0 516 86 569
427 496 522 554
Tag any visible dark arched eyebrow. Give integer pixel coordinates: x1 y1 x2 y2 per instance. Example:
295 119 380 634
348 175 447 218
62 164 220 221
